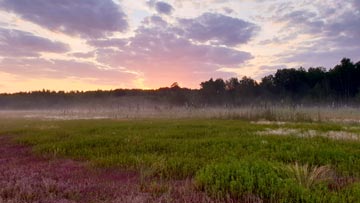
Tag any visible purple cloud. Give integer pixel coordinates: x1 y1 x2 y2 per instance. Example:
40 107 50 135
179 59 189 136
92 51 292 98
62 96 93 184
258 33 298 45
0 0 128 38
178 13 259 47
324 12 360 47
0 28 69 57
222 7 234 14
353 0 360 9
279 10 325 34
272 1 360 68
279 47 360 69
147 0 174 15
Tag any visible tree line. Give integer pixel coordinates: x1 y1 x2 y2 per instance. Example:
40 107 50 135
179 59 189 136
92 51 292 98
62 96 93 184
199 58 360 106
0 58 359 109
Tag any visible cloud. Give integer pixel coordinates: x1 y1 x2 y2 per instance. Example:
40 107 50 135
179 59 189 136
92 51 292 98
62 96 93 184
258 65 288 77
70 51 95 59
0 0 128 38
324 12 360 47
177 13 259 47
222 7 234 14
87 38 128 48
270 1 360 68
279 47 360 68
147 1 174 15
258 33 298 45
0 58 135 86
259 65 288 71
279 10 325 34
93 15 254 87
352 0 360 10
0 28 69 57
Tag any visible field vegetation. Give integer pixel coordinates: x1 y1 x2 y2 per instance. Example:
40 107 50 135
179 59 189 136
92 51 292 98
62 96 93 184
1 115 360 202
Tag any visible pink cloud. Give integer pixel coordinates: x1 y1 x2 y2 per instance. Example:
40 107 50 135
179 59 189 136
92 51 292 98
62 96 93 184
93 14 255 87
0 58 136 86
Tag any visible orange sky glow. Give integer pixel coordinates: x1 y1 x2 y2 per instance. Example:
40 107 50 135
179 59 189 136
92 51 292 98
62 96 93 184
0 0 359 93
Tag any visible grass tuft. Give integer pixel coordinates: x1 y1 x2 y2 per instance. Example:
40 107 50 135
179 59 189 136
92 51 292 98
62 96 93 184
283 162 333 189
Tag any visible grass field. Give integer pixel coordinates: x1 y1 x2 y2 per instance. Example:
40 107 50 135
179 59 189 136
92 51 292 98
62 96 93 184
1 117 360 202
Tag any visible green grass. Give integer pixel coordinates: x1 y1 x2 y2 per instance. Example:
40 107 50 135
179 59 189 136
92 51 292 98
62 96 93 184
1 118 360 202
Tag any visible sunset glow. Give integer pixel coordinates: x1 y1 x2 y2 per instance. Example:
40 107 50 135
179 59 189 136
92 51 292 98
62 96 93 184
0 0 359 92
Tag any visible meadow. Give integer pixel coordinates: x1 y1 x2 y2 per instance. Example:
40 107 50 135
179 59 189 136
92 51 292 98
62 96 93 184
1 108 360 202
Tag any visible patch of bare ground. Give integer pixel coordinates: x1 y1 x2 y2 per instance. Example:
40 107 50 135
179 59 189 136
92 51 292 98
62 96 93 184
328 176 358 191
257 128 360 141
250 120 287 125
0 136 213 203
139 179 225 203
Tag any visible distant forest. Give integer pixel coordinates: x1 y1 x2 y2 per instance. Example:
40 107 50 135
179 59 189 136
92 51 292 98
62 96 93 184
1 58 360 109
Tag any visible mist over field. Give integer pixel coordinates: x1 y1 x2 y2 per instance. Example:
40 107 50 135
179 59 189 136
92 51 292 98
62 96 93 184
1 58 360 124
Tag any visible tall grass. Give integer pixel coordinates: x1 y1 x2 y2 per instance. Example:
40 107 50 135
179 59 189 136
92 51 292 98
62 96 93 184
1 105 360 122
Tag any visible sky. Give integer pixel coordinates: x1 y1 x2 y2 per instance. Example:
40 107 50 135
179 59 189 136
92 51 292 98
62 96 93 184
0 0 359 92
